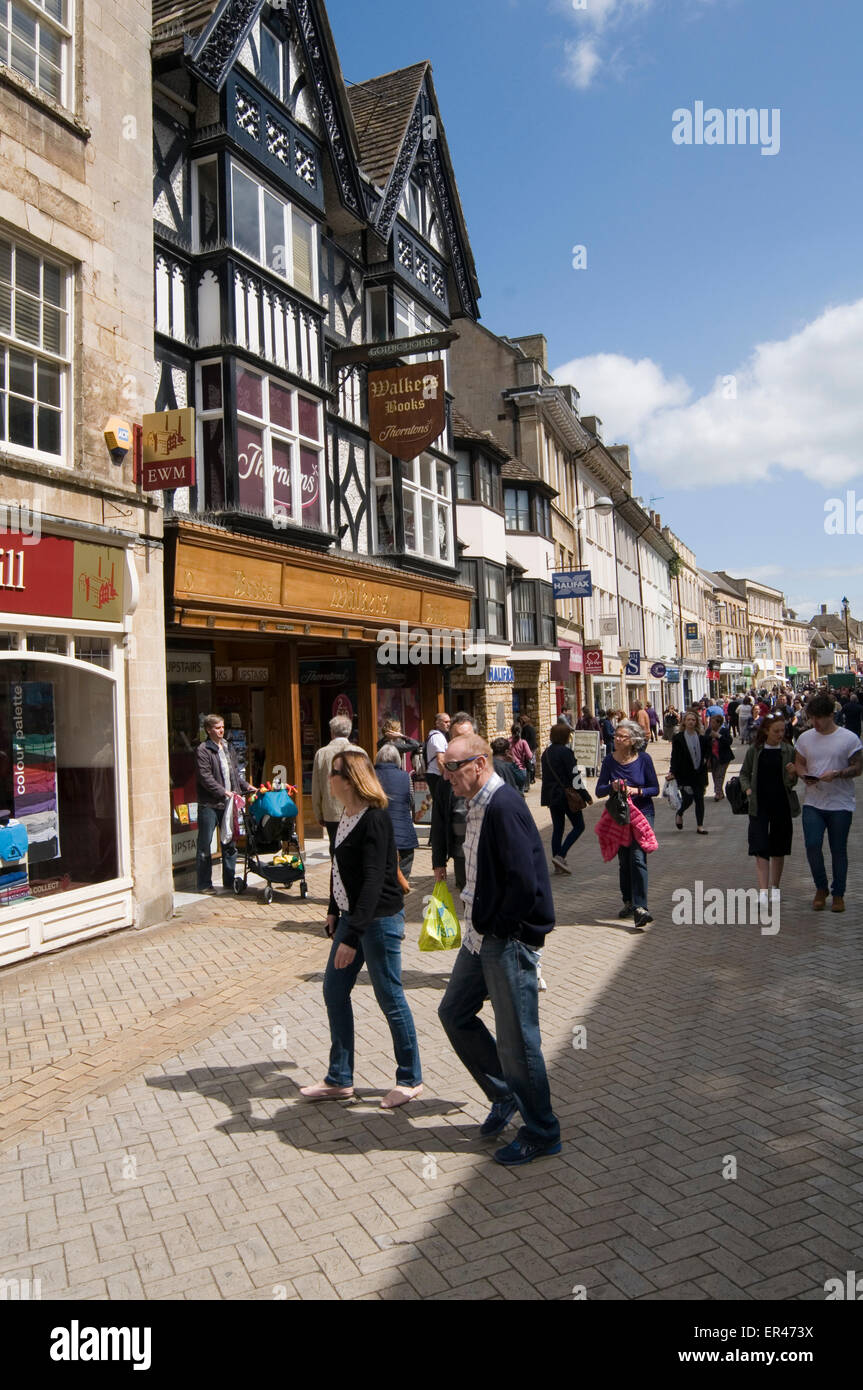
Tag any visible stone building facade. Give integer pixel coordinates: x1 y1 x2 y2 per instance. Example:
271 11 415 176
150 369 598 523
0 0 172 963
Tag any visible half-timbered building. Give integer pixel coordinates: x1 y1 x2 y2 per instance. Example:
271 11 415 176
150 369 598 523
150 0 480 854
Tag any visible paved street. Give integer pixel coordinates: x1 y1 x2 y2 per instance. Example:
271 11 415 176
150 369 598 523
1 738 862 1301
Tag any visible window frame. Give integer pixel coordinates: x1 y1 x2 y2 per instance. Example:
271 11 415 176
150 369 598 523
228 159 319 300
511 579 556 650
0 0 73 108
0 231 72 467
234 363 326 531
371 447 454 565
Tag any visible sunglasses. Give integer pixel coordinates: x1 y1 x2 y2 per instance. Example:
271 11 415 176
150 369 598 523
442 755 483 772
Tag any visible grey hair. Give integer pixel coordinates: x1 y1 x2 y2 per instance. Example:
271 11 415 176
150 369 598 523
615 718 646 752
329 715 352 739
375 742 402 767
450 710 477 732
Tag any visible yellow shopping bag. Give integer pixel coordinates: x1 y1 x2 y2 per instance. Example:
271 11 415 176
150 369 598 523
418 881 462 952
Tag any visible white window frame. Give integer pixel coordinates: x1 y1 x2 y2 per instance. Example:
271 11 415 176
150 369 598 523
0 231 72 468
235 365 326 530
0 0 73 108
394 290 448 392
399 452 453 564
229 160 319 301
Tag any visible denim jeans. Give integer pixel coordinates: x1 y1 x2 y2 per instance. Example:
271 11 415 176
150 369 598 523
438 935 559 1145
196 802 235 890
550 805 585 860
323 911 421 1088
618 842 649 910
802 806 853 896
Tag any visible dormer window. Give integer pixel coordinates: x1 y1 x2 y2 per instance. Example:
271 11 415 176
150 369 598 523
238 18 285 101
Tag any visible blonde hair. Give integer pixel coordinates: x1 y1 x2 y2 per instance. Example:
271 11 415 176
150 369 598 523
381 718 402 737
332 749 388 808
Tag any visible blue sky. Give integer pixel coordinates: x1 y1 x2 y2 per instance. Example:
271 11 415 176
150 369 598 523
326 0 863 620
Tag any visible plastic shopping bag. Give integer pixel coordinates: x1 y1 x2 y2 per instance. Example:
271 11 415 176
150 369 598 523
662 778 683 813
418 881 462 952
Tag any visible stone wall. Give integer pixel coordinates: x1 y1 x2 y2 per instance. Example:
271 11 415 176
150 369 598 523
0 0 172 934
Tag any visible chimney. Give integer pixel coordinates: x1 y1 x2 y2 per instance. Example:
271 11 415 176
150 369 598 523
821 604 827 615
581 415 603 440
510 334 548 372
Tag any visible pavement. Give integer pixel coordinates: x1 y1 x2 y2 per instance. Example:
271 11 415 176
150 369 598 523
1 736 862 1301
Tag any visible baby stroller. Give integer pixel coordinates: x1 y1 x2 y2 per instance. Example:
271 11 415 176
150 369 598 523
234 785 308 904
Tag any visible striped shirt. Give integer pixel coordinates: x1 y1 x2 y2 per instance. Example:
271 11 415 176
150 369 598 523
460 771 504 955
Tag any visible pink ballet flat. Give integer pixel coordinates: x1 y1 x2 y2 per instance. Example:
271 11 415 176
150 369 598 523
380 1084 423 1109
299 1081 354 1100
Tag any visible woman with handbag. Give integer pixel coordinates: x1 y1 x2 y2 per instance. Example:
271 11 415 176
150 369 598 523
595 720 660 927
669 711 711 834
374 742 419 881
300 749 422 1109
540 722 588 874
738 712 800 899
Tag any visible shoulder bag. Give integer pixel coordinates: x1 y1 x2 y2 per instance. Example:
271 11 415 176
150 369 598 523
544 750 590 814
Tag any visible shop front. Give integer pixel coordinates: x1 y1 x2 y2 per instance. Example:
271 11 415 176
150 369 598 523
0 533 157 966
166 520 470 854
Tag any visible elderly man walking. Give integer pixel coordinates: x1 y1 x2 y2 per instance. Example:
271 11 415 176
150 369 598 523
311 715 364 852
195 714 254 893
437 731 560 1166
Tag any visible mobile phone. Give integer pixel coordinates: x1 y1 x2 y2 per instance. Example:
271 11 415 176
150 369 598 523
804 775 819 784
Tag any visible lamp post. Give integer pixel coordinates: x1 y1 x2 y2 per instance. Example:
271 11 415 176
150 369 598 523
842 596 851 673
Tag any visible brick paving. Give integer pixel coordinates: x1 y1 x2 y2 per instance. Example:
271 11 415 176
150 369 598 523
1 736 862 1301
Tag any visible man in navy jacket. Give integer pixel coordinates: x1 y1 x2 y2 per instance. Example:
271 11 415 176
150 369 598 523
437 733 560 1166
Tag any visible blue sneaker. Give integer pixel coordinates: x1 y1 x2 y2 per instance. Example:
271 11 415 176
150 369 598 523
493 1137 562 1166
479 1099 518 1138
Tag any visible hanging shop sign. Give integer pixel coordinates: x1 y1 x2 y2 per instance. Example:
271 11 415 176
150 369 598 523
665 667 680 682
599 615 618 637
584 649 604 675
625 649 642 676
685 622 699 640
141 408 196 491
332 331 459 369
650 662 667 678
368 361 445 462
0 536 125 622
552 570 592 600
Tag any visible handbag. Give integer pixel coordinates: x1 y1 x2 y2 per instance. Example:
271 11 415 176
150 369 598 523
724 776 748 815
544 750 591 814
607 786 631 825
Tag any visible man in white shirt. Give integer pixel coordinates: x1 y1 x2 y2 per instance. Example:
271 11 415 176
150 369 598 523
793 693 863 912
424 712 451 800
311 716 365 853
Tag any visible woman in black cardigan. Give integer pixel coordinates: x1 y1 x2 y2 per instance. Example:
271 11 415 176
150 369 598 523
668 710 711 834
300 750 422 1109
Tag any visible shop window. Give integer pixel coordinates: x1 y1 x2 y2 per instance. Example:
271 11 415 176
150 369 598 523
0 0 71 106
0 235 69 464
235 365 324 530
0 654 119 906
230 161 318 299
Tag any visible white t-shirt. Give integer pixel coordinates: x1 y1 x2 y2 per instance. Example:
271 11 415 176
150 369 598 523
796 727 863 812
426 728 448 776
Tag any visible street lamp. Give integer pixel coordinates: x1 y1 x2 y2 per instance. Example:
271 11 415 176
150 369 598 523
842 596 851 669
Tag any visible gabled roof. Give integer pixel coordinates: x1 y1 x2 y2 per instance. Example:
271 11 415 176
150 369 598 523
347 62 428 188
152 0 219 59
451 409 556 497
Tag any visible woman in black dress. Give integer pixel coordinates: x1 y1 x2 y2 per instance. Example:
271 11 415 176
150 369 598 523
739 712 800 894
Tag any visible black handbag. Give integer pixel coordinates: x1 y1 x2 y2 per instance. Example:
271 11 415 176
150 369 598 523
724 776 748 815
607 786 631 825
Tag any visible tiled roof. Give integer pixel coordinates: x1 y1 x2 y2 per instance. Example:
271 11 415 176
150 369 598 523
346 62 428 186
152 0 216 39
451 409 509 460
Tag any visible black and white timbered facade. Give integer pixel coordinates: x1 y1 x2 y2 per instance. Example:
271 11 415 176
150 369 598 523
151 0 481 846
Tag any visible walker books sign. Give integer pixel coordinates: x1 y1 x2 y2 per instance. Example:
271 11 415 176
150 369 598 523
141 408 196 491
368 362 445 462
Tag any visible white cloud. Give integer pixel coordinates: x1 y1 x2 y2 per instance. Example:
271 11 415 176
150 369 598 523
563 38 603 90
552 298 863 488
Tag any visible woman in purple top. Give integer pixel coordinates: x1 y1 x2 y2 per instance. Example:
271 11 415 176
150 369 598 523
595 719 660 928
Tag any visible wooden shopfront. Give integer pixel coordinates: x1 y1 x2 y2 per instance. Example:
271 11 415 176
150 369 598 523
165 521 471 849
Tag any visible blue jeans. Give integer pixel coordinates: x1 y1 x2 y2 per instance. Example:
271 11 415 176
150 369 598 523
550 805 585 859
802 806 853 896
323 912 421 1088
196 802 235 890
438 935 559 1145
618 842 649 909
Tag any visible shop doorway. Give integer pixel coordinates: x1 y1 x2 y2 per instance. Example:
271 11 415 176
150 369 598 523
298 660 359 819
